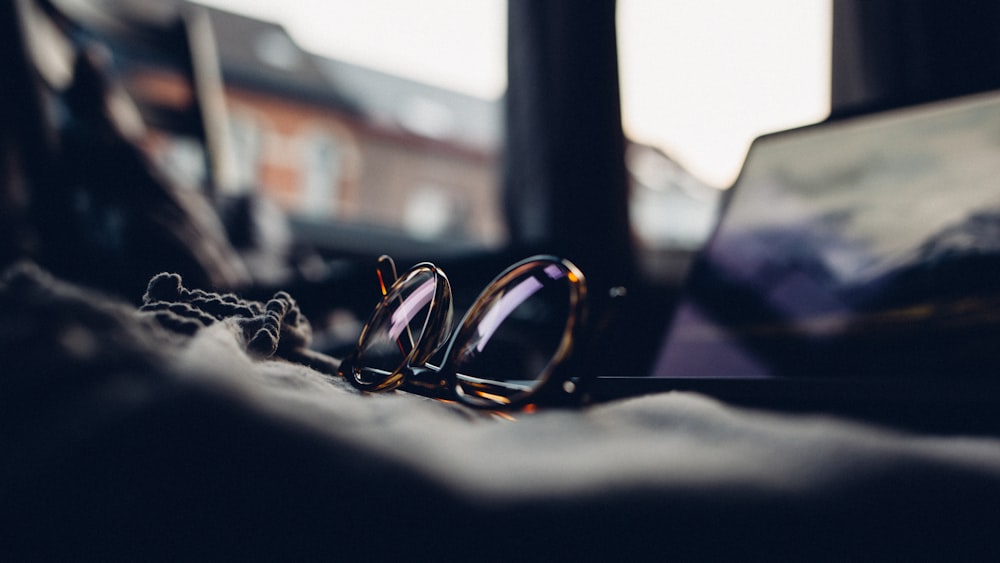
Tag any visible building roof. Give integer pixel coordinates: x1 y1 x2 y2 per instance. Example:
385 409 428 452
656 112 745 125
317 58 501 150
201 6 360 114
201 2 500 149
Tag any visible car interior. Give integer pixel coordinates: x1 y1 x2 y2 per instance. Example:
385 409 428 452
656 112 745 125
5 0 1000 559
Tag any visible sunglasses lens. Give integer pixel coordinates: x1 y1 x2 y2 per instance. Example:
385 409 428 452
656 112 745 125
354 268 439 387
449 260 580 407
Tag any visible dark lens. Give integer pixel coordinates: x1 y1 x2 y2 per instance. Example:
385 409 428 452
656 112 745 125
354 268 439 387
448 260 581 407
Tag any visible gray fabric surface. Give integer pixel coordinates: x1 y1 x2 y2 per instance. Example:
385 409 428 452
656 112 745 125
4 263 1000 561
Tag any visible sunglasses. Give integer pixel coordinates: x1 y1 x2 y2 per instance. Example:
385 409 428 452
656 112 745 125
338 255 591 409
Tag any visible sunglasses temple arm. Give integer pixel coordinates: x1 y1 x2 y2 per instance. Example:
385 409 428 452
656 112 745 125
571 286 629 405
375 254 417 352
376 255 398 297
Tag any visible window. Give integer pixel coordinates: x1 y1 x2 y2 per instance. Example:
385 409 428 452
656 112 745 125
154 136 207 189
135 0 830 274
227 110 262 191
196 0 507 257
402 182 463 240
618 0 832 259
300 131 341 217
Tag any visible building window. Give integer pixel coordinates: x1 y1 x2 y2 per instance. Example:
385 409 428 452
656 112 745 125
402 182 466 240
301 132 342 218
228 110 262 192
154 136 207 190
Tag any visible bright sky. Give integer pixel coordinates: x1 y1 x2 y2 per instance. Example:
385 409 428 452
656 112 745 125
197 0 831 187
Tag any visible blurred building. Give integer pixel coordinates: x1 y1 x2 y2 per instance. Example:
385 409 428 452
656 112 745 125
90 0 718 259
105 0 504 248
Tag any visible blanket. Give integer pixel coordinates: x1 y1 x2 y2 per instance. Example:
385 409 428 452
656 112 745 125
3 263 1000 561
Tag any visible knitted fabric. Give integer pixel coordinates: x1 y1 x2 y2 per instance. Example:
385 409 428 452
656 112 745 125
139 272 338 375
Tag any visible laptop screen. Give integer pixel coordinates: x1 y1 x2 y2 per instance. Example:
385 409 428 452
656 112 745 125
651 90 1000 380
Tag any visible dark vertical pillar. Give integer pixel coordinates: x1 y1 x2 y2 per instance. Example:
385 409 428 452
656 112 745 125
504 0 635 293
0 0 52 268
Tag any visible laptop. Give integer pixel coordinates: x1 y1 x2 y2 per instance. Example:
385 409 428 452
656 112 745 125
586 89 1000 430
